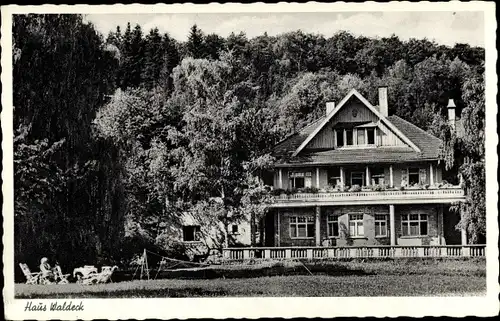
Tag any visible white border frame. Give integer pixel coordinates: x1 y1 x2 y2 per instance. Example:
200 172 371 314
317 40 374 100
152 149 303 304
2 2 498 319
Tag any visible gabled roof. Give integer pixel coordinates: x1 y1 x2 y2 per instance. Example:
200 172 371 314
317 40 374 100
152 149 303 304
386 115 442 158
272 114 443 166
272 118 324 158
291 89 420 156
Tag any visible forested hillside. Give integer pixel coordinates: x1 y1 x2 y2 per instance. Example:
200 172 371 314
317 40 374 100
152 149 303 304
13 15 486 270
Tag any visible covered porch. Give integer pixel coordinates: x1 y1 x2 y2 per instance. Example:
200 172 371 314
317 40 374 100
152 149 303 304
259 203 469 248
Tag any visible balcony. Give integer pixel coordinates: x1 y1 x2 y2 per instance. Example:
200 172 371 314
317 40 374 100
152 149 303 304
270 186 465 207
222 245 485 261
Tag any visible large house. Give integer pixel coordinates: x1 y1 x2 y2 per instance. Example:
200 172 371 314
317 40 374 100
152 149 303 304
257 87 467 250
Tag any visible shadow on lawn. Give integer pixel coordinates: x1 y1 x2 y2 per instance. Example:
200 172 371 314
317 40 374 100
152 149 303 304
18 288 230 299
111 262 372 282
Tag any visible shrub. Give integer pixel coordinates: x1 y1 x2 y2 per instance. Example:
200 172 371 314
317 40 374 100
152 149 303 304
299 186 319 193
325 185 337 192
348 185 361 192
371 184 384 191
270 188 286 196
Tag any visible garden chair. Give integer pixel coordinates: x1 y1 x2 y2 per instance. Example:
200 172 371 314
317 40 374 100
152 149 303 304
19 263 40 285
80 274 99 285
74 265 99 285
53 264 70 284
96 265 118 284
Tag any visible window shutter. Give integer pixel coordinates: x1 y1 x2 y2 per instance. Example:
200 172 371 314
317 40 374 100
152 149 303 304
401 168 408 186
419 168 426 184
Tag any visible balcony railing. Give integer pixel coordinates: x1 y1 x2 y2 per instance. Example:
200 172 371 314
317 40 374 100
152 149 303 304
222 245 485 261
271 187 465 207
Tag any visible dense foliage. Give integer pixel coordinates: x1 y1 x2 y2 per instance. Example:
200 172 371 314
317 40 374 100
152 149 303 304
13 15 486 272
13 14 126 270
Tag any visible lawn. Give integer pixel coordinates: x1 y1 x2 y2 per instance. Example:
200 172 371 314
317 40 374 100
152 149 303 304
15 258 486 298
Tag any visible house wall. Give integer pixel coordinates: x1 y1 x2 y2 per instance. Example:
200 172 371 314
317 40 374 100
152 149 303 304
273 204 443 247
230 221 251 246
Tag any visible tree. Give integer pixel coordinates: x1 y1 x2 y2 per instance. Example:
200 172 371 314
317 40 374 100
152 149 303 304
159 33 180 94
142 28 164 89
13 14 125 270
453 75 485 243
119 24 145 88
275 71 341 134
204 33 226 60
402 38 437 66
324 31 368 75
94 87 182 248
238 158 275 246
186 24 205 59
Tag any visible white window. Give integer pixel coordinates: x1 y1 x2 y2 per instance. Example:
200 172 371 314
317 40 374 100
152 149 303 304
351 172 364 186
357 129 366 145
183 226 201 242
328 168 342 187
375 214 388 237
335 127 377 147
289 216 315 238
327 215 339 237
348 214 364 237
401 214 428 236
371 168 385 185
289 171 312 188
408 168 420 185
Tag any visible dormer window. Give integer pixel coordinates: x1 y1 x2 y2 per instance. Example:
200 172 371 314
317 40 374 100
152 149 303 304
345 129 354 146
334 125 377 148
367 128 375 144
335 130 344 147
357 129 366 145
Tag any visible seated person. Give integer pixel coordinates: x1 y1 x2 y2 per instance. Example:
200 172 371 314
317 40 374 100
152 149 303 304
39 257 55 282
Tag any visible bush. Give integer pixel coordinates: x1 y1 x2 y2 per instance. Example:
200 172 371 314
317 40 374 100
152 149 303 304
348 185 361 192
298 186 319 193
370 184 385 191
270 188 286 196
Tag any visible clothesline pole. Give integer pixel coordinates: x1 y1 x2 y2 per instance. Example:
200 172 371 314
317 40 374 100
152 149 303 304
144 248 150 280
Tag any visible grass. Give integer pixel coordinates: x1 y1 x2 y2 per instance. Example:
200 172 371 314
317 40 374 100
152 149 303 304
15 258 486 298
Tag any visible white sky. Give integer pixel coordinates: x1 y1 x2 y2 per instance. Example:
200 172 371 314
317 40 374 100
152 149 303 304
85 11 484 47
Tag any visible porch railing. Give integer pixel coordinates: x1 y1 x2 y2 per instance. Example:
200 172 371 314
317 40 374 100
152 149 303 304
275 186 464 201
271 187 464 207
222 245 486 261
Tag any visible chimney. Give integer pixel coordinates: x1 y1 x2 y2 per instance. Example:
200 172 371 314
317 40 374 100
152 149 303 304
447 99 456 130
378 86 388 117
326 102 335 115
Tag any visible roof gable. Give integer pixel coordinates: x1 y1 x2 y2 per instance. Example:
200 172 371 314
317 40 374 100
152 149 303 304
291 89 421 156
